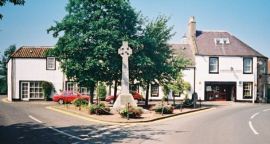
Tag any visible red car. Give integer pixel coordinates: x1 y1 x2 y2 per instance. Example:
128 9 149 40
52 91 90 104
105 92 144 104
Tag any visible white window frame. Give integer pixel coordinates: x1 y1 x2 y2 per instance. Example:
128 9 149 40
243 82 253 99
151 84 159 97
29 82 44 99
66 82 78 92
80 87 89 95
243 58 253 74
209 57 219 73
46 57 56 70
21 81 44 100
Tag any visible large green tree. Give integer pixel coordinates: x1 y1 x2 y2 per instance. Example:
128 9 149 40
47 0 142 104
129 16 176 106
0 44 16 94
0 0 25 19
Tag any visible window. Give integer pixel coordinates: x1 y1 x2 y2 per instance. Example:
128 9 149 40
80 87 89 95
46 57 56 70
243 82 253 99
151 84 159 97
243 58 253 74
209 57 219 73
66 82 77 92
259 60 267 74
173 91 180 97
20 81 44 100
214 38 230 45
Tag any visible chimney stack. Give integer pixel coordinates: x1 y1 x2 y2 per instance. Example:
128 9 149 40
188 16 197 54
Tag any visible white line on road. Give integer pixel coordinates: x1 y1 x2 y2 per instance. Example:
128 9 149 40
250 112 260 119
248 121 259 135
48 126 84 141
263 109 270 112
28 115 43 123
28 115 85 141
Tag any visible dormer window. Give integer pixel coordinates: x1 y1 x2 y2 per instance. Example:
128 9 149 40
214 38 230 45
46 57 56 70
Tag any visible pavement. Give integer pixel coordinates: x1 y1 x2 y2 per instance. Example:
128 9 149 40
1 95 270 144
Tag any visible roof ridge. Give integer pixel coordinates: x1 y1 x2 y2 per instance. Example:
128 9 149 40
20 46 53 48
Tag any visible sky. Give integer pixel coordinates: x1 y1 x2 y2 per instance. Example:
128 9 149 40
0 0 269 58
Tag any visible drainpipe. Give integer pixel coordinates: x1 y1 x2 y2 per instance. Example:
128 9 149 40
253 72 257 103
193 67 196 94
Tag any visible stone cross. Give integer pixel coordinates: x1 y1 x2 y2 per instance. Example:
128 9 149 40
113 41 137 108
118 41 132 94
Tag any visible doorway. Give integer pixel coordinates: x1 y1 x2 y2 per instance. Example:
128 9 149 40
205 82 236 101
21 82 29 101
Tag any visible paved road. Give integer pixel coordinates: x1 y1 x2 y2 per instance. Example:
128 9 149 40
125 102 270 144
1 95 270 144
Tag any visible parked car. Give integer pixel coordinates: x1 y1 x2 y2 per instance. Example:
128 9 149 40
105 91 144 104
52 91 90 104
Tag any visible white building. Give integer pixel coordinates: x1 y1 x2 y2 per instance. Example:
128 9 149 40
182 17 268 102
7 46 65 101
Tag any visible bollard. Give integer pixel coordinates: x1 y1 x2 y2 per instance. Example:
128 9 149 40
127 103 130 120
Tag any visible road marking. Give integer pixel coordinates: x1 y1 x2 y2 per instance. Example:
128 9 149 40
48 126 84 141
28 114 86 141
28 115 43 123
250 112 260 119
263 109 270 112
46 106 127 125
248 121 259 135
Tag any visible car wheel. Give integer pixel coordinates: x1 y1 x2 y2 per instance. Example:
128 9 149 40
58 99 64 104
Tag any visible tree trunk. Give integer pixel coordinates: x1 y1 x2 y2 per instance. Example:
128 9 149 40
145 82 150 106
108 83 112 96
113 80 118 103
89 84 95 104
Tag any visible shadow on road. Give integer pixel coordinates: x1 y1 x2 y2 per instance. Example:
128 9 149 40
0 122 187 144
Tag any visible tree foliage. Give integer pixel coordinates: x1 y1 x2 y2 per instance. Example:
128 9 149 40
0 0 25 19
129 16 188 106
47 0 142 103
48 0 190 105
0 44 16 94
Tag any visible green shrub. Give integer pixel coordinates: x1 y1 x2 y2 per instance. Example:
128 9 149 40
72 98 88 107
97 83 107 101
119 106 143 118
41 81 55 101
89 103 110 115
153 104 174 114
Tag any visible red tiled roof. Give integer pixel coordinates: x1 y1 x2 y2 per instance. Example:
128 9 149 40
170 44 195 66
11 46 53 58
195 31 266 58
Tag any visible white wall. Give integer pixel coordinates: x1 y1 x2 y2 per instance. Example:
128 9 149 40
195 56 257 101
7 59 12 101
147 68 195 100
8 58 64 100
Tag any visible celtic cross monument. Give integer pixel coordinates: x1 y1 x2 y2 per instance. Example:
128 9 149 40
113 41 137 108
